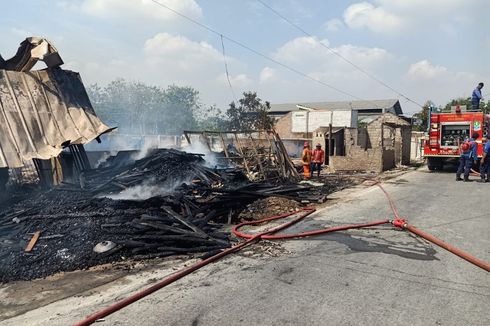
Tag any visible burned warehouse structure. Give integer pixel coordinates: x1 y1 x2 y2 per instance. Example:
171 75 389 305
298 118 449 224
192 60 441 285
0 37 113 189
0 39 354 282
1 2 488 324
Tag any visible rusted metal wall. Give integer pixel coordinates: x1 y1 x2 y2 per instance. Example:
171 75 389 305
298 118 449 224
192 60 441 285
0 68 111 168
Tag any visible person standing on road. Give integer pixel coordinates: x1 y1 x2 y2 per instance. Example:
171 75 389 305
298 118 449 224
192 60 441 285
311 144 325 178
478 134 490 182
472 82 484 111
301 141 312 180
456 132 479 182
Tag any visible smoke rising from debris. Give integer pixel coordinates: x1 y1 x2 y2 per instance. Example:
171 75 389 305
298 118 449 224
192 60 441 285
103 176 193 201
184 140 222 168
131 139 157 161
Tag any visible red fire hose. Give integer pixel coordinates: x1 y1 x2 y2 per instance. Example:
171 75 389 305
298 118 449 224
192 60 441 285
377 184 490 272
74 184 489 325
73 208 316 326
232 216 390 240
392 218 490 272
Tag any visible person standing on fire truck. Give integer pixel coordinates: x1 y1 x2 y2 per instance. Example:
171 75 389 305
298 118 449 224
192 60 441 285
456 132 479 181
472 82 484 110
478 134 490 182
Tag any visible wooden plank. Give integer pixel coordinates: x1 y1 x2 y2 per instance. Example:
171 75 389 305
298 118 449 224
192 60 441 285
263 131 275 161
227 209 233 224
271 130 298 178
161 205 208 238
233 133 251 175
248 134 265 180
184 132 191 145
202 132 213 151
219 133 230 158
25 231 41 252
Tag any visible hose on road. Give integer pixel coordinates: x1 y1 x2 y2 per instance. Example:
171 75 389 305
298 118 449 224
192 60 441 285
377 184 490 272
74 183 489 326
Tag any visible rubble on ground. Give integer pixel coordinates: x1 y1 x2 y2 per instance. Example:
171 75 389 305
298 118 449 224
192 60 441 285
0 149 350 282
239 197 301 221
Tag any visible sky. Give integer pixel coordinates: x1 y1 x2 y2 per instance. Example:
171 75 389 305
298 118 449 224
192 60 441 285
1 0 489 116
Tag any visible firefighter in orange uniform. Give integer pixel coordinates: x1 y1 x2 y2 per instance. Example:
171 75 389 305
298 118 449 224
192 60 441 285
301 142 312 179
311 143 325 177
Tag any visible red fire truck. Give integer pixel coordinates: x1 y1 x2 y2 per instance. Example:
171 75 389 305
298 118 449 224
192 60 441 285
423 105 489 170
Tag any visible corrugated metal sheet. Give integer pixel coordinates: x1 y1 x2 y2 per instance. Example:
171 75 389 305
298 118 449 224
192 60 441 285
0 37 63 72
0 68 112 168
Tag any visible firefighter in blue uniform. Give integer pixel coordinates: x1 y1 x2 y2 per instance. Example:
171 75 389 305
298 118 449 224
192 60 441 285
478 134 490 182
456 132 479 181
471 82 484 111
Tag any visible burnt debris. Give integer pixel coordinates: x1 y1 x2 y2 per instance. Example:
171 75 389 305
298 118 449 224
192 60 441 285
0 149 349 282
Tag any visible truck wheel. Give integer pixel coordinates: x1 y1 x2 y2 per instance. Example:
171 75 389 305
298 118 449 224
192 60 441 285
436 161 444 170
427 158 441 171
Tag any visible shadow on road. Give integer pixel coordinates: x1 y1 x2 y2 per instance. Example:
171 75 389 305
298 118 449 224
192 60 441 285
318 231 439 261
422 160 483 174
293 222 439 261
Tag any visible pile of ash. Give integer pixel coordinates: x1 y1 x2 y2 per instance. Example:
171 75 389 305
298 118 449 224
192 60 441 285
0 149 354 282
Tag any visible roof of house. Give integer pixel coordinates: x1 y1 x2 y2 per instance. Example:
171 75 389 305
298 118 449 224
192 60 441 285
269 99 402 114
368 112 411 127
312 126 345 133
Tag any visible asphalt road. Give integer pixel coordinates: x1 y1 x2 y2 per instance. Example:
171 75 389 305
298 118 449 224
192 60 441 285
3 168 489 326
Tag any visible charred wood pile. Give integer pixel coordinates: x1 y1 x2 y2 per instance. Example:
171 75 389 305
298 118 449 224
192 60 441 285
0 148 351 282
183 130 299 182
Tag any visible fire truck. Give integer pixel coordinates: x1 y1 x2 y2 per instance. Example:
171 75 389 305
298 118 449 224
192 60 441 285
423 105 489 170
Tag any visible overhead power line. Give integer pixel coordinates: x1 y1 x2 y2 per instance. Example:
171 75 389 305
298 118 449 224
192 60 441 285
256 0 423 108
220 35 237 102
149 0 365 101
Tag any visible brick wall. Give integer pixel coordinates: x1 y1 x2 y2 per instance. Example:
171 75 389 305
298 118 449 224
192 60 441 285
327 118 406 172
365 113 411 167
277 111 411 172
330 147 384 172
327 127 383 172
274 112 310 140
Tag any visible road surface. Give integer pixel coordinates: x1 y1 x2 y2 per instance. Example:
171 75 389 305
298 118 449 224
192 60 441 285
1 168 489 326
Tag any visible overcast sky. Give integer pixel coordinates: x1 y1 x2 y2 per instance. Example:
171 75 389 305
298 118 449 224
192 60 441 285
1 0 489 115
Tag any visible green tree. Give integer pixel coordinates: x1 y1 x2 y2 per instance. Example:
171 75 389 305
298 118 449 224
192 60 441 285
162 85 200 133
443 97 489 114
444 97 473 111
87 79 202 135
412 100 435 131
196 105 229 131
226 91 274 130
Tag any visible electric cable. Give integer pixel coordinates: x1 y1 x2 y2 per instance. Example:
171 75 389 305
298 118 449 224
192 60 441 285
149 0 366 101
220 34 237 102
256 0 424 108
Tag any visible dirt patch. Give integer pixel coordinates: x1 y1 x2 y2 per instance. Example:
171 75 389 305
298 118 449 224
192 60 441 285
238 197 302 221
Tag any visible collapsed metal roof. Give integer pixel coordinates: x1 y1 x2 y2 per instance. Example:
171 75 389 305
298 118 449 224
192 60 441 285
0 37 113 168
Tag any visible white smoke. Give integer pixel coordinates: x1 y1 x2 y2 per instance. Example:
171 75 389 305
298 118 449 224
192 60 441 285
94 150 118 168
185 141 220 168
131 138 158 161
103 176 193 200
105 184 171 200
